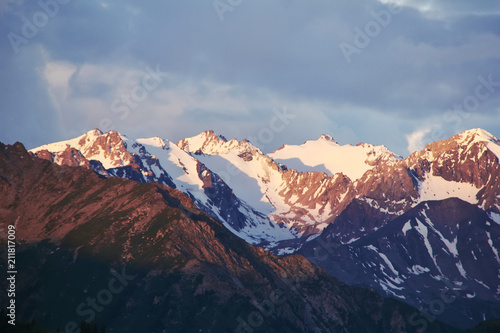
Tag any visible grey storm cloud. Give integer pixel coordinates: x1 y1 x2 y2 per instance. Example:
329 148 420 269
1 0 500 155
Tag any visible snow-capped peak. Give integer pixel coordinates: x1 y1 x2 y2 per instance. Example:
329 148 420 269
269 136 396 181
31 129 134 169
409 128 500 165
176 130 227 153
177 130 261 155
88 128 104 137
136 136 168 148
455 128 500 146
317 134 338 144
447 128 500 160
30 128 102 154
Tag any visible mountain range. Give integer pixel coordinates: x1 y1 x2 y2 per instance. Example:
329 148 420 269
1 127 499 331
0 140 460 333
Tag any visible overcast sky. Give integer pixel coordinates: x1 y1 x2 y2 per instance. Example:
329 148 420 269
1 0 500 156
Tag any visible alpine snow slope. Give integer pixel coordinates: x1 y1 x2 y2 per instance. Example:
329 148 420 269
31 129 297 246
31 128 500 249
30 129 402 251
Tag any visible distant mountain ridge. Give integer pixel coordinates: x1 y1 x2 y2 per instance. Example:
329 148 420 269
30 128 500 249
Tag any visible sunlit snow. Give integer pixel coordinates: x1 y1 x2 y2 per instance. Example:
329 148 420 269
269 135 397 181
418 174 480 204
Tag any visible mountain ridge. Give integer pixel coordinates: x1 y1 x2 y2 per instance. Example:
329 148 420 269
29 127 500 250
4 125 500 330
0 141 461 333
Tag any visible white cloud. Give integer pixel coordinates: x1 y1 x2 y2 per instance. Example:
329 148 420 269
406 127 434 153
42 60 77 116
379 0 500 17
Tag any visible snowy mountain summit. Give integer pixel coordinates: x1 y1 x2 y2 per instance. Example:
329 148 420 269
30 128 500 251
269 134 400 181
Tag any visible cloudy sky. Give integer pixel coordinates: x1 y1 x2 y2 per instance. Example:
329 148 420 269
1 0 500 156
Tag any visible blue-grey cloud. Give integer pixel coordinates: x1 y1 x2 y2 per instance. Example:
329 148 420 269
1 0 499 155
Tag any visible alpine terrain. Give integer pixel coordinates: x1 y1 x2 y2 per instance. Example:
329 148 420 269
1 127 498 331
0 141 459 333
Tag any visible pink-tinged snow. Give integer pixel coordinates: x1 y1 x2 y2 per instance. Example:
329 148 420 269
136 136 168 148
134 137 207 193
33 130 299 244
457 128 500 159
179 131 260 155
30 129 103 154
417 173 480 204
178 131 220 152
178 132 296 220
192 141 337 234
487 141 500 160
269 135 397 181
457 128 499 144
192 148 304 234
30 129 130 169
131 138 298 243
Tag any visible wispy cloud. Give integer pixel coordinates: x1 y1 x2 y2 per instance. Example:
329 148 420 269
406 127 436 153
379 0 500 17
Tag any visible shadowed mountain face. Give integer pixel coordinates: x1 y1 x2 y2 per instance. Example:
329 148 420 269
0 142 459 333
299 198 500 329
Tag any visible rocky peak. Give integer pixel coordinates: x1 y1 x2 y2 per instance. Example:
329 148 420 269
399 129 500 210
177 130 227 154
177 130 262 156
82 130 126 153
406 128 500 168
317 134 338 143
298 134 339 146
363 144 402 166
273 143 288 152
455 128 500 145
30 129 134 169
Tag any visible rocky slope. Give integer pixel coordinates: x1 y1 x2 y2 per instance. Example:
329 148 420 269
0 142 460 333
